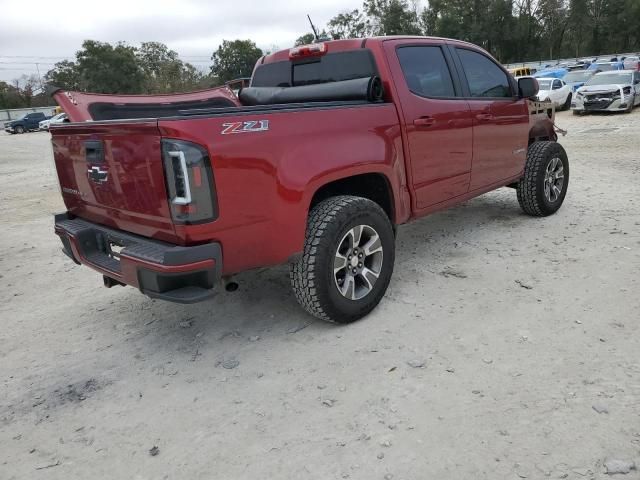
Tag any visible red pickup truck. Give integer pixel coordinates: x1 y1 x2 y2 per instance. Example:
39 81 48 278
51 36 568 323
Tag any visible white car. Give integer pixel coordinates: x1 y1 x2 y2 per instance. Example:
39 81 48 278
572 70 640 114
535 77 573 110
623 56 639 71
39 112 67 131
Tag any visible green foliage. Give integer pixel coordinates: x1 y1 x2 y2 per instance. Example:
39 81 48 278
329 0 640 62
328 10 370 39
295 33 317 46
0 81 24 109
74 40 145 93
43 40 205 97
137 42 205 93
210 39 263 84
364 0 422 35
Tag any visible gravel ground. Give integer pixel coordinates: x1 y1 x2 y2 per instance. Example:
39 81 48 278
1 109 639 480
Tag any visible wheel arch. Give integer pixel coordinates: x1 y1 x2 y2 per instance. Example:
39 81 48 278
308 172 396 224
529 117 557 145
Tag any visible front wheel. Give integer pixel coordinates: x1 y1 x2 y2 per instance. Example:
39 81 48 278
290 196 395 323
562 93 572 111
14 126 24 134
517 141 569 216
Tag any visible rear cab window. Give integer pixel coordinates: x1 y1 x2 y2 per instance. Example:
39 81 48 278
396 46 456 98
251 50 378 87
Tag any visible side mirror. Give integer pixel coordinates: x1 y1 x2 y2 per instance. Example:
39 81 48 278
518 77 539 99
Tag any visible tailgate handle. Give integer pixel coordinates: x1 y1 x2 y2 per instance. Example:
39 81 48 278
84 140 104 163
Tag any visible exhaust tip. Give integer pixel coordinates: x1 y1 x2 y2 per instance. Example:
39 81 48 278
225 281 239 292
103 275 124 288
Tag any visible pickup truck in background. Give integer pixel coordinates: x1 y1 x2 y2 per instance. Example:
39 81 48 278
51 36 568 323
4 112 50 134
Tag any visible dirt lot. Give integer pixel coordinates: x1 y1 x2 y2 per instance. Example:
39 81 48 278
1 110 639 480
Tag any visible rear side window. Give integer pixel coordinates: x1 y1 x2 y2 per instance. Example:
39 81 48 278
397 46 456 98
252 50 377 87
456 49 512 98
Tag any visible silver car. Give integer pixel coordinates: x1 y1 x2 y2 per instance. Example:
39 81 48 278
572 70 640 114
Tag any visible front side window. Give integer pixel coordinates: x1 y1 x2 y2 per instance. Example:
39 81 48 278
457 49 512 98
396 46 456 98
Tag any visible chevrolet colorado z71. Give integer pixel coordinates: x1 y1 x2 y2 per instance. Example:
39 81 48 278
51 36 568 323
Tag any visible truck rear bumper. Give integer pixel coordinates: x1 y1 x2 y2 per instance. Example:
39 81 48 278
54 213 221 303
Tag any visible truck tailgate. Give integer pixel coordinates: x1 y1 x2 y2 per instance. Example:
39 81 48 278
51 121 179 243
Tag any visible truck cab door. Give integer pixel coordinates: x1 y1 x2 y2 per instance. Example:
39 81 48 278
383 40 473 211
449 46 530 189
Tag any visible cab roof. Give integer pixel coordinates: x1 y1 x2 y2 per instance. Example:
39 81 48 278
259 36 480 65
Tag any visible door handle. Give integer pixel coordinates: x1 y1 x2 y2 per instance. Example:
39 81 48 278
476 113 493 122
414 116 435 128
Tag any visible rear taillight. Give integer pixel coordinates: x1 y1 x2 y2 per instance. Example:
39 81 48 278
161 139 217 224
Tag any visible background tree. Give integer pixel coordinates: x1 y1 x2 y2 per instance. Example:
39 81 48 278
137 42 204 93
0 81 26 109
45 60 80 90
363 0 422 35
295 33 317 46
210 40 263 83
74 40 145 93
327 9 370 38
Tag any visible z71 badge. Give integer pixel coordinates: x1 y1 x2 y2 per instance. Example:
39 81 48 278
221 120 269 135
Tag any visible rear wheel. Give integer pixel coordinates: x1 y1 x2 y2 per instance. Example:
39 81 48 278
517 141 569 217
562 93 572 111
14 126 24 134
290 196 395 323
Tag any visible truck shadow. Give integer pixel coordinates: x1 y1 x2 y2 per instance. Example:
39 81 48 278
117 189 529 345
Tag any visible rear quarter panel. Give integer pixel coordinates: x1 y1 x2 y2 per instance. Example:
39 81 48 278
158 103 407 275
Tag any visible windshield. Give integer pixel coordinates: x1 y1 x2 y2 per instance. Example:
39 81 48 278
537 79 552 90
586 73 632 86
564 71 592 83
594 63 615 71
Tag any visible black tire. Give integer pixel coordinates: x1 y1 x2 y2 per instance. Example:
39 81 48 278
14 126 24 134
517 141 569 217
290 195 395 323
572 110 582 116
562 93 572 111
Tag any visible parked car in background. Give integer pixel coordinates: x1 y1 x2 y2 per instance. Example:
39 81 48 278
508 66 533 78
533 67 568 79
536 77 573 109
4 112 50 134
572 70 640 114
623 56 640 71
588 61 623 72
563 69 599 92
39 112 68 131
566 61 588 71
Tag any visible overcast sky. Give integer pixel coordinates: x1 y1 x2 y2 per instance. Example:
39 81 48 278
0 0 363 82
